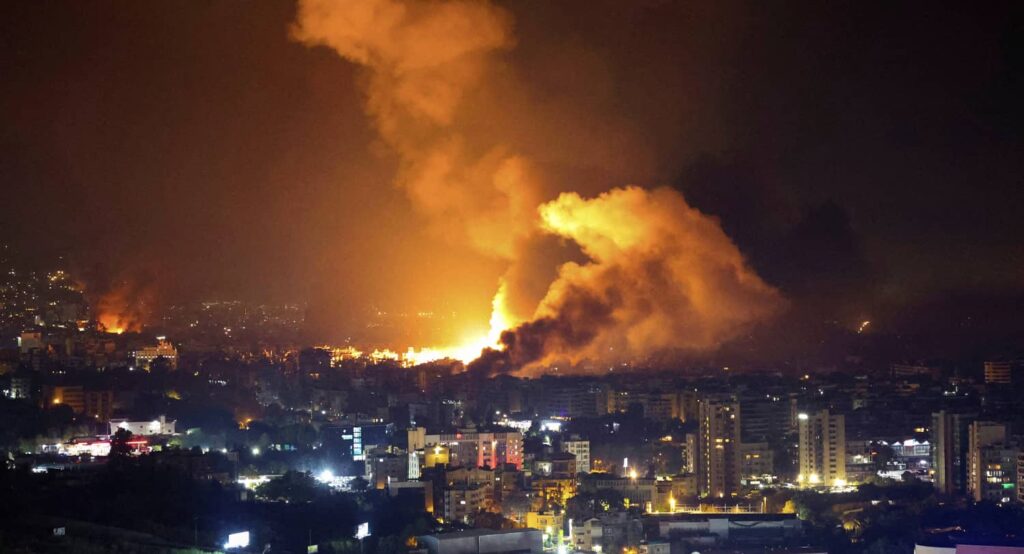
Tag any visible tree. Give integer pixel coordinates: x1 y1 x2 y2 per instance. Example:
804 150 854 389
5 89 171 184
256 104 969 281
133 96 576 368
350 476 370 492
374 535 406 554
110 428 134 458
256 471 323 503
473 510 515 530
872 442 896 471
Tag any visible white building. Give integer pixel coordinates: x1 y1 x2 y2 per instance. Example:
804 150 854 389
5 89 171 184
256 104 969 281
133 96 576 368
109 415 176 436
798 409 847 487
562 439 591 473
61 438 111 457
571 518 603 552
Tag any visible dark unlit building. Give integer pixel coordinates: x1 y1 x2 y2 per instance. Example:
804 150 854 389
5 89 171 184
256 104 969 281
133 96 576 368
419 529 542 554
655 513 802 546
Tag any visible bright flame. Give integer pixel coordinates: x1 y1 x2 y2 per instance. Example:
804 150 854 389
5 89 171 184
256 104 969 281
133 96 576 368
94 279 152 334
293 3 782 375
403 284 515 365
487 280 516 344
319 288 515 368
98 318 127 335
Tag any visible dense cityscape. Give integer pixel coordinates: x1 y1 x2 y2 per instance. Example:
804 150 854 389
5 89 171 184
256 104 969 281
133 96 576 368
1 255 1023 553
3 0 1023 553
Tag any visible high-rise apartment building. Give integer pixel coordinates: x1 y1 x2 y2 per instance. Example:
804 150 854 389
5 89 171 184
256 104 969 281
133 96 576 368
983 361 1013 385
967 421 1009 501
798 409 846 487
1018 452 1024 504
698 394 741 498
972 444 1019 503
740 393 797 443
931 410 975 495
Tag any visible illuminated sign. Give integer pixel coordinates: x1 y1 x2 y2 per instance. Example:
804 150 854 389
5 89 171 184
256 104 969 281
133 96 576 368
224 531 250 550
540 420 562 432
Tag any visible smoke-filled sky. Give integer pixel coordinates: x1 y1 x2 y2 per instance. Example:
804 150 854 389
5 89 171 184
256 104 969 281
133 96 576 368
2 1 1023 361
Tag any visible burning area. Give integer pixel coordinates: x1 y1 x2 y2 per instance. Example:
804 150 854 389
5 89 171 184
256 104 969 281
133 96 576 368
293 0 784 373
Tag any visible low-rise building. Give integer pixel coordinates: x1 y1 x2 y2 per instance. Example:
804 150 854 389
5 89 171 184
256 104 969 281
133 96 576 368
581 475 657 509
562 438 591 474
534 451 576 478
45 386 115 420
525 512 563 538
368 452 408 489
109 415 176 436
569 511 643 552
639 542 670 554
133 338 178 370
531 476 576 507
410 427 523 470
654 474 698 510
654 513 802 546
570 517 603 552
443 482 493 524
419 529 542 554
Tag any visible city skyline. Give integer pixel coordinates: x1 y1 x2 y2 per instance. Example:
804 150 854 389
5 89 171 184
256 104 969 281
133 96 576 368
1 1 1023 368
1 2 1024 553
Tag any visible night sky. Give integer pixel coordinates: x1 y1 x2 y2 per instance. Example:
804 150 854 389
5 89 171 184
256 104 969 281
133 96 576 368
2 1 1022 360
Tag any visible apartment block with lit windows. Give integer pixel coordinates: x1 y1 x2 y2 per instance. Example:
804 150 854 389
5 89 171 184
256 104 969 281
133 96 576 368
798 409 847 487
698 394 742 498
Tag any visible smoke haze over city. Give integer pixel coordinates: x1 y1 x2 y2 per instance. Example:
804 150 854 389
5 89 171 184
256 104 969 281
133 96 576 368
2 0 1023 366
5 3 1024 554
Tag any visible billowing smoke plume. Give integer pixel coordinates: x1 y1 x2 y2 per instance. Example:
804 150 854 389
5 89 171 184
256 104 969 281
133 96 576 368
293 0 539 260
294 1 784 373
469 186 784 374
91 277 157 334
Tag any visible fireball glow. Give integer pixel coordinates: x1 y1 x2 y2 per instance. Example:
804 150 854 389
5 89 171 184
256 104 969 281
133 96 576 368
294 0 783 373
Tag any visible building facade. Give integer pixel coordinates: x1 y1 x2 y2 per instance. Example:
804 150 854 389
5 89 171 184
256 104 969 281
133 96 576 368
983 361 1013 385
967 421 1013 502
562 439 591 474
698 395 742 498
133 338 178 370
798 409 846 487
411 428 523 470
931 411 975 495
109 415 176 436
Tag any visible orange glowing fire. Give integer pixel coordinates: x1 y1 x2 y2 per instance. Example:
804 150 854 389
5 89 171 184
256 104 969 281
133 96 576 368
404 282 515 365
294 2 783 374
94 281 151 335
328 284 517 368
97 314 130 335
